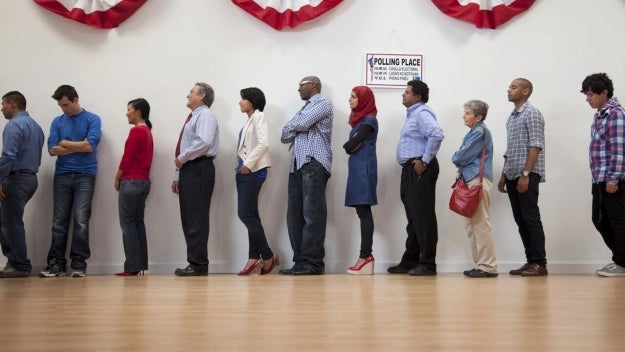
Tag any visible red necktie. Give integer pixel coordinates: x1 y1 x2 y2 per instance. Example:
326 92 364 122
175 113 192 157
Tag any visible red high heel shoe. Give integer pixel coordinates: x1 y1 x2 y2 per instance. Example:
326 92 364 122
238 259 262 275
347 255 374 275
114 270 141 276
260 253 280 275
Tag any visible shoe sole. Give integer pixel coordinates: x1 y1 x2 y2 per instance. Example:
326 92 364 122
596 271 625 277
39 273 65 278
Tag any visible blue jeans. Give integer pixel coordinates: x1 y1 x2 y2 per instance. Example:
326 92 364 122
0 172 38 272
119 179 150 272
236 173 272 260
47 172 95 270
287 159 329 273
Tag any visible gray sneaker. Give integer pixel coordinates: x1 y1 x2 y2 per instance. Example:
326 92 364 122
596 263 625 277
39 264 66 277
70 269 86 277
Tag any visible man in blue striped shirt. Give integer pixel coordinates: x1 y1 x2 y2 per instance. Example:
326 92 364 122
582 73 625 277
0 91 44 278
388 80 444 276
280 76 333 275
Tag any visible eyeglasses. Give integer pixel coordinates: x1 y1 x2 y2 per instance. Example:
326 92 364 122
299 81 313 87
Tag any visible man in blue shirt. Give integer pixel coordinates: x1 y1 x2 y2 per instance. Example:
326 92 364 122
280 76 333 275
40 85 101 278
389 80 444 276
0 91 44 278
171 82 219 276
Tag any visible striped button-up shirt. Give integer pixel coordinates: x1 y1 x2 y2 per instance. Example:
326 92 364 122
396 102 444 164
281 94 333 174
590 97 625 184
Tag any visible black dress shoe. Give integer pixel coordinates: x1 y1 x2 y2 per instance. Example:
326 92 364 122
464 268 498 278
408 265 437 276
292 268 322 276
278 267 294 275
174 265 208 276
387 263 413 274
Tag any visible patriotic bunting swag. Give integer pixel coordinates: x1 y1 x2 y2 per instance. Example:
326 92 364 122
431 0 535 29
33 0 147 29
231 0 343 30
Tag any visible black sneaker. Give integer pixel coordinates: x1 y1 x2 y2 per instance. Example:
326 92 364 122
0 263 30 278
39 263 66 277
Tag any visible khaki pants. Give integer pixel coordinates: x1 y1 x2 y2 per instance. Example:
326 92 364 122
465 178 498 273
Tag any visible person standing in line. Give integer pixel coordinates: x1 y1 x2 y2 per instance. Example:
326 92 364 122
0 91 44 278
581 73 625 277
40 85 102 278
343 86 378 275
497 78 548 276
279 76 333 276
388 80 444 276
452 100 498 278
172 82 219 276
235 87 279 275
114 98 153 276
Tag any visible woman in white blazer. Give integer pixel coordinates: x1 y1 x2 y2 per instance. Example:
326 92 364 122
235 87 279 275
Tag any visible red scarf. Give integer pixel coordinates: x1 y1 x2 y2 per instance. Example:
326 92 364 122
349 86 377 127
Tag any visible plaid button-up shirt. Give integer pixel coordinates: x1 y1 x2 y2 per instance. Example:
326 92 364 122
590 97 625 184
503 101 546 181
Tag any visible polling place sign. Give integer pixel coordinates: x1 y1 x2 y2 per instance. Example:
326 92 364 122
365 53 423 88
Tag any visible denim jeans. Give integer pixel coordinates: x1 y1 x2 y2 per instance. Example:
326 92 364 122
47 172 95 270
592 181 625 267
286 159 329 273
236 173 273 260
119 179 150 272
0 172 38 272
505 173 547 265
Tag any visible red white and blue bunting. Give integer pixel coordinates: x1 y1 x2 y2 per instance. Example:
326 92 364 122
431 0 535 29
231 0 343 30
33 0 147 29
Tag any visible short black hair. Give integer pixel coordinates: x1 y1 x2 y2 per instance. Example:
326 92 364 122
407 80 429 103
240 87 266 112
581 73 614 98
52 84 79 101
2 91 27 110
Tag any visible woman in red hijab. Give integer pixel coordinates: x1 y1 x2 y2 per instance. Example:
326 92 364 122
343 86 378 274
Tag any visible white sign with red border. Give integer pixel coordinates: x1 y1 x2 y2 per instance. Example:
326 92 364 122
365 53 423 88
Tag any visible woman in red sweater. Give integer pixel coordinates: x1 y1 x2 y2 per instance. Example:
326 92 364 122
114 98 154 276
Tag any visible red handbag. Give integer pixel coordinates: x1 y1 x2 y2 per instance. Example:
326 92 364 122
449 131 486 218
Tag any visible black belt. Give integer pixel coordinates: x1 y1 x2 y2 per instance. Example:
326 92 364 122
9 170 36 176
188 155 215 163
401 157 421 168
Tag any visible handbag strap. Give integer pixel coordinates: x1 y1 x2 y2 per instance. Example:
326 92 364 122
478 127 488 184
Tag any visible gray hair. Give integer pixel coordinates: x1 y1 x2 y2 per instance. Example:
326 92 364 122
463 99 489 120
195 82 215 107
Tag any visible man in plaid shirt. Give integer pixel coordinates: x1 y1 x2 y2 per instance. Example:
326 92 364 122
582 73 625 277
498 78 548 276
280 76 333 275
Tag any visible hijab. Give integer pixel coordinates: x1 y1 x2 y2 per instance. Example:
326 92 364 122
349 86 377 127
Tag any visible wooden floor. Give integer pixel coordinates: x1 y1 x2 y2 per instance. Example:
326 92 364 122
1 274 623 352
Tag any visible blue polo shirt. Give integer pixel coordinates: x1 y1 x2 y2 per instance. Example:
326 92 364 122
0 111 45 181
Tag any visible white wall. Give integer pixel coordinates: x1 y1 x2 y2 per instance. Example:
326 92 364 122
1 0 624 274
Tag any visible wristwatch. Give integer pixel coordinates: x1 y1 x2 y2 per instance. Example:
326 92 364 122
522 170 530 177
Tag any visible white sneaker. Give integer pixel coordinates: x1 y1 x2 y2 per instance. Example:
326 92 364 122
70 269 86 277
596 263 625 277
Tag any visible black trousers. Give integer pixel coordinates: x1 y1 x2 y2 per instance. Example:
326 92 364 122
592 181 625 267
505 173 547 265
179 157 215 270
399 157 439 268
